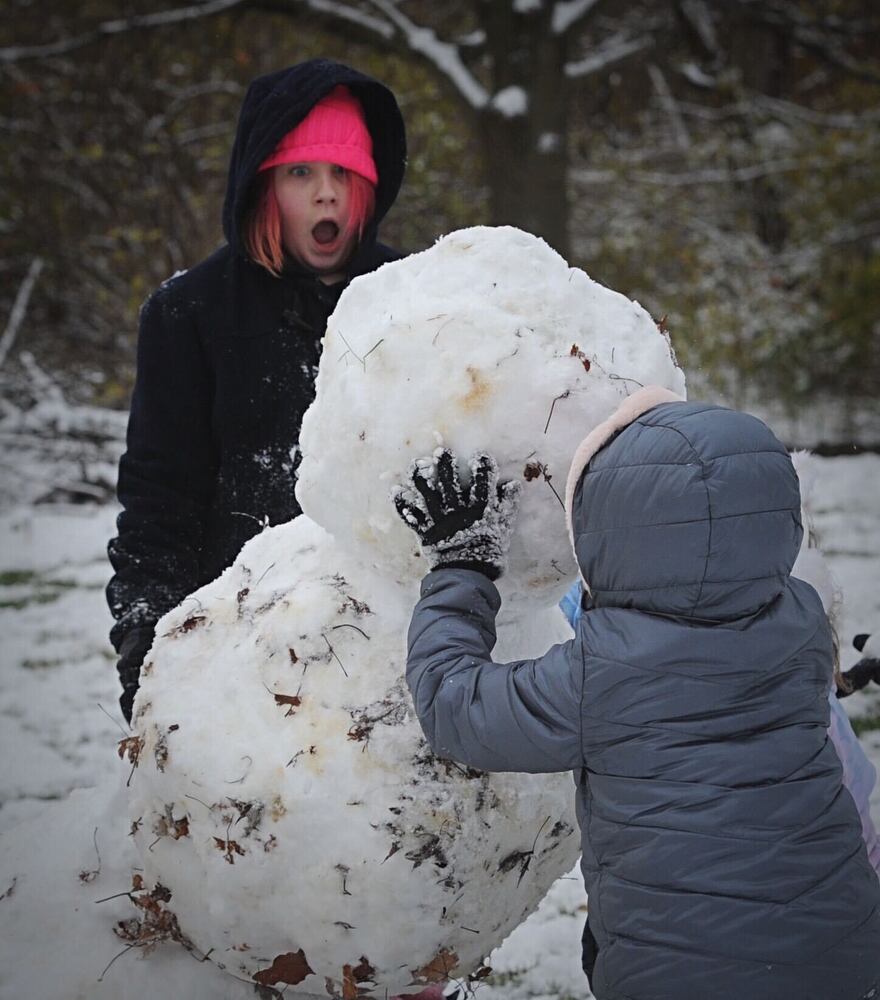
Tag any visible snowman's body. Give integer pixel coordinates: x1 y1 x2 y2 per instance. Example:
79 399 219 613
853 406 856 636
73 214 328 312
128 227 686 994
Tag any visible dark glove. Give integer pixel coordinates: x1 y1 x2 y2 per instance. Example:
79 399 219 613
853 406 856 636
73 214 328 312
117 624 155 724
837 633 880 698
392 448 520 581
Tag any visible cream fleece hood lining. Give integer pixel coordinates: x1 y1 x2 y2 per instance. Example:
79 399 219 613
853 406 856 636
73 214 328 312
563 385 685 591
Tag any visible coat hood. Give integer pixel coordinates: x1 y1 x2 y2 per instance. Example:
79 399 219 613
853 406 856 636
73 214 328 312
565 388 803 622
222 59 406 272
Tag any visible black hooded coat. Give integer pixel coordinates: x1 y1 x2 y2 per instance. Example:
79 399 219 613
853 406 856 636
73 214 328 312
107 59 406 662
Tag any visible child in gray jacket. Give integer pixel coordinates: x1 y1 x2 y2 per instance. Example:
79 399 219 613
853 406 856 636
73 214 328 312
393 393 880 1000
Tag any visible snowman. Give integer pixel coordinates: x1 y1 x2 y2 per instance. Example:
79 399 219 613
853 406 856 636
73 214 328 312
118 226 686 996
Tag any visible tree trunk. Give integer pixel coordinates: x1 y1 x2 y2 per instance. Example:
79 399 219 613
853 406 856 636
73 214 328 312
478 3 572 259
725 8 791 252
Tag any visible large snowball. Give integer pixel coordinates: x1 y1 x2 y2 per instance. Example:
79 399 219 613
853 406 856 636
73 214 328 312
128 517 579 996
297 226 685 607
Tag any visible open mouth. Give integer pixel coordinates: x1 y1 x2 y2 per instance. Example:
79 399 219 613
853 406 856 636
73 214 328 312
312 220 340 246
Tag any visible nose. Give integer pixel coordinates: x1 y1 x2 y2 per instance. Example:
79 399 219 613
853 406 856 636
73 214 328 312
315 168 339 204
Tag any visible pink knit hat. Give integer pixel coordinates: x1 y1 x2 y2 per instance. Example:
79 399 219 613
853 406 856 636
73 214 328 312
258 85 378 184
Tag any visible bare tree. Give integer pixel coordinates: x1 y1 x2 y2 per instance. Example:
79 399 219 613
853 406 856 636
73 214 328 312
3 0 879 410
5 0 877 261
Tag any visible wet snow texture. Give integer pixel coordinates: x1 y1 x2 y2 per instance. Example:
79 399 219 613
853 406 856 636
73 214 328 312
125 516 579 996
296 226 685 610
0 453 878 1000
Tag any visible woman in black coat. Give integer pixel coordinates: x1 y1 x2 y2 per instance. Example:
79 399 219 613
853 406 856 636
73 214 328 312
107 58 407 722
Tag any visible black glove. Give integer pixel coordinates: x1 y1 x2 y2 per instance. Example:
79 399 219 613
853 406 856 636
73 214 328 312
392 448 520 581
837 633 880 698
117 624 155 724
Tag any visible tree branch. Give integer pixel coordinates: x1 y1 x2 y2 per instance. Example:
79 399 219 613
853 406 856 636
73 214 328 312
251 0 395 40
648 63 690 149
734 0 879 39
0 258 44 369
565 32 654 78
0 0 248 63
552 0 601 36
675 0 720 62
632 156 819 186
731 0 880 84
362 0 489 108
787 30 880 85
755 95 880 130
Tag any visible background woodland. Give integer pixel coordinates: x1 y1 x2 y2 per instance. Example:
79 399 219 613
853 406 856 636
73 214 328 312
2 0 878 432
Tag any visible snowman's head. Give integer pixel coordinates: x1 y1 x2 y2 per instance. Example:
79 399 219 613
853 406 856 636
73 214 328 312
297 226 686 609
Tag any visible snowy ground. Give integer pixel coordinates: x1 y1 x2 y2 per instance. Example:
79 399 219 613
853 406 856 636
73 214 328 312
0 454 878 1000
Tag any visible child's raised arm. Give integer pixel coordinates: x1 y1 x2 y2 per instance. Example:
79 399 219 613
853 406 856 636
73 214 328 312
406 568 584 774
394 448 584 774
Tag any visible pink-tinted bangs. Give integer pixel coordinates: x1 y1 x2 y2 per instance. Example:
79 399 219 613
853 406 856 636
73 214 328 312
245 177 284 276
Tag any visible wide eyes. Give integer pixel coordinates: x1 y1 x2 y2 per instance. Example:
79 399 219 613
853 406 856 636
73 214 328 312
284 164 349 180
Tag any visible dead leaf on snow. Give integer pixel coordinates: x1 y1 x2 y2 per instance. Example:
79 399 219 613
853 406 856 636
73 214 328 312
213 837 245 863
411 948 459 984
273 692 302 716
253 949 314 986
117 735 144 766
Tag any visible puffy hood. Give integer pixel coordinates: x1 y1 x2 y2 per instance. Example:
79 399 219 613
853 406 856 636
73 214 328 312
222 58 406 272
565 389 803 622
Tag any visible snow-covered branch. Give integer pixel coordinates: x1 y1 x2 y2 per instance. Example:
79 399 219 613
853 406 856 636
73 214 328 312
676 0 720 61
0 0 247 63
570 154 846 189
552 0 600 36
669 95 880 131
676 62 718 89
735 0 878 40
648 64 690 150
632 156 812 186
755 95 880 130
792 32 880 85
363 0 489 109
145 79 244 138
0 258 43 370
732 0 880 84
565 33 654 79
0 354 126 507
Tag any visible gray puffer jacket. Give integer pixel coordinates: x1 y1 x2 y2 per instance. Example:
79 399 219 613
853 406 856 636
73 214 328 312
406 396 880 1000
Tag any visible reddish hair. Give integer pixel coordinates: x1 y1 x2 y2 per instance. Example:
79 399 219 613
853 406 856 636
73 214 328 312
245 170 376 277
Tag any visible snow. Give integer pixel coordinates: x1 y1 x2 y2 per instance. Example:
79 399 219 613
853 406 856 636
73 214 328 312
297 226 685 611
564 35 654 79
1 453 877 999
0 225 877 999
369 5 489 111
537 132 561 154
514 0 543 13
125 515 579 995
677 61 717 89
490 87 528 118
552 1 600 36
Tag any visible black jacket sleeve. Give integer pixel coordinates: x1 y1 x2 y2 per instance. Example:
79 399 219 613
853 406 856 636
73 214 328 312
106 280 217 651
